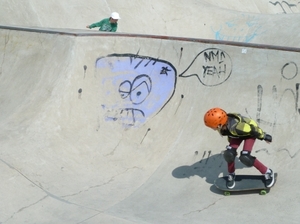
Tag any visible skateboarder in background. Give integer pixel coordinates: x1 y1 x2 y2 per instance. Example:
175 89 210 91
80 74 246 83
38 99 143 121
86 12 120 32
203 108 275 189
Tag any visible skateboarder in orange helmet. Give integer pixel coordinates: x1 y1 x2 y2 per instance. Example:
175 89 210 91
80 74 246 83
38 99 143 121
204 108 275 189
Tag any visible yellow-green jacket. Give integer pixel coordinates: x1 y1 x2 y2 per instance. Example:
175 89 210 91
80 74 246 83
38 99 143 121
221 113 265 139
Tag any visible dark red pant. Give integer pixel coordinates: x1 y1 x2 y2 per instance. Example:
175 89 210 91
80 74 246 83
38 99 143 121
228 137 268 174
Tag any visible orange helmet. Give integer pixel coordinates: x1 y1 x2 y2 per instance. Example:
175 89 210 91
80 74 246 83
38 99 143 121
204 108 228 129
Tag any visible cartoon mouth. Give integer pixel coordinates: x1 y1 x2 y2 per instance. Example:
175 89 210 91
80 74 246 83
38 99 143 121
105 108 145 126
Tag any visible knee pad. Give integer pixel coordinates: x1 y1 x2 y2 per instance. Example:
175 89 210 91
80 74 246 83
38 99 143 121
223 146 237 163
239 151 256 167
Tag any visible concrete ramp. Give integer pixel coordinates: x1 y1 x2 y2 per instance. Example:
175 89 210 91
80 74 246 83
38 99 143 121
0 27 300 223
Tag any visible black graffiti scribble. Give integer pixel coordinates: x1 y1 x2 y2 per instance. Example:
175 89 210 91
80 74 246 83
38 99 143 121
129 55 159 68
202 51 227 78
179 47 183 66
119 75 152 105
269 1 299 13
105 108 145 126
83 65 87 78
78 88 82 99
256 147 300 158
297 83 300 114
256 83 300 126
256 63 300 126
200 151 206 163
160 66 172 76
257 85 263 124
255 148 271 155
174 94 184 115
276 148 300 158
140 128 151 144
199 150 212 164
179 48 232 86
281 61 298 80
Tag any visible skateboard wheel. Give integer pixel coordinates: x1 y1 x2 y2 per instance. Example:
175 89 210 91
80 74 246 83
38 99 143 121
260 190 267 195
224 191 231 196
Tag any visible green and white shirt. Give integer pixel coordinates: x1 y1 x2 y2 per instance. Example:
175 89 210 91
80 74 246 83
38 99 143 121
89 18 118 32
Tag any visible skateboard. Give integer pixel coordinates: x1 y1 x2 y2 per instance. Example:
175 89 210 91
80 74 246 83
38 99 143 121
214 173 278 196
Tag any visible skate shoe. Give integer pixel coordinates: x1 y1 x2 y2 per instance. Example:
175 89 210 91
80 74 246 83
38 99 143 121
227 173 235 189
264 169 275 188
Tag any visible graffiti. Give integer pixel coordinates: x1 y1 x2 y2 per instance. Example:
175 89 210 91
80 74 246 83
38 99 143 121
78 88 82 99
102 105 142 125
179 48 232 86
256 83 300 126
212 15 262 43
140 128 151 144
199 150 212 165
256 147 300 158
92 43 300 161
174 94 184 115
96 54 176 127
281 61 298 80
256 61 300 126
95 46 300 162
269 1 300 13
83 65 87 78
119 75 152 105
96 48 233 127
178 47 183 65
276 148 300 158
243 60 300 159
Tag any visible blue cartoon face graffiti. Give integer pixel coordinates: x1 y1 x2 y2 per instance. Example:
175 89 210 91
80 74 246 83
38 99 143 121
96 54 177 127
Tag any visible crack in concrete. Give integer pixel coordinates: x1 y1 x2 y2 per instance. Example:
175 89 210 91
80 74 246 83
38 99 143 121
183 197 224 216
104 139 121 156
3 195 48 223
0 157 102 222
61 166 142 198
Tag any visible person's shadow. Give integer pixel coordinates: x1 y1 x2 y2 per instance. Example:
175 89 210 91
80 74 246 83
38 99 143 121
171 150 246 194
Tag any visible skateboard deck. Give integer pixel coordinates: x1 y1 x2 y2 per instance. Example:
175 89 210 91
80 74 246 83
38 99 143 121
214 173 278 195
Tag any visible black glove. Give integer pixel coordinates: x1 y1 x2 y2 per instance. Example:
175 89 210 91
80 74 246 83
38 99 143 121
264 134 272 142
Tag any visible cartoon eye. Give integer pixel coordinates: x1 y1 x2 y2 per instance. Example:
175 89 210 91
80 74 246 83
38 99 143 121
130 75 152 105
119 80 131 99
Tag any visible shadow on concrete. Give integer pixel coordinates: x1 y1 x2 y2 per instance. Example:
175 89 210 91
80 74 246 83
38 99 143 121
172 152 247 194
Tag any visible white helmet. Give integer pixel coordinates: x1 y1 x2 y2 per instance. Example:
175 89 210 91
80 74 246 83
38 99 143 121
111 12 120 20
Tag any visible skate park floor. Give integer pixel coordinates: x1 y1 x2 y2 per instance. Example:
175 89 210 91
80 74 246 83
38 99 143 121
0 1 300 223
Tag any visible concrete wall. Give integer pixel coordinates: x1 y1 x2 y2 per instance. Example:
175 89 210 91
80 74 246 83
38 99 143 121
1 0 300 47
